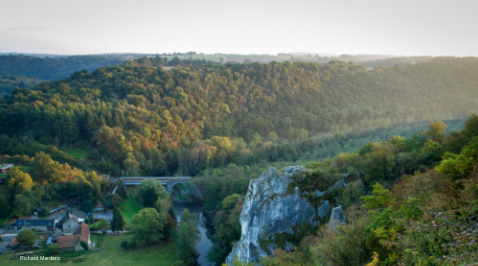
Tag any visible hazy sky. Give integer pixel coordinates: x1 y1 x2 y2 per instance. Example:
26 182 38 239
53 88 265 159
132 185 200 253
1 0 477 56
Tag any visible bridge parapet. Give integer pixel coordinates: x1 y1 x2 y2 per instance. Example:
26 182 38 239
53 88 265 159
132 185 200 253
118 176 201 198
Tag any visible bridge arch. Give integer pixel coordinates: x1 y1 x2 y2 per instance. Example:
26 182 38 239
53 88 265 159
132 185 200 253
119 176 202 198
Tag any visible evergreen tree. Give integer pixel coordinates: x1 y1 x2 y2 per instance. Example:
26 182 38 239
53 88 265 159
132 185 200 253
0 195 9 218
111 206 125 233
176 209 199 266
168 206 177 221
116 178 127 198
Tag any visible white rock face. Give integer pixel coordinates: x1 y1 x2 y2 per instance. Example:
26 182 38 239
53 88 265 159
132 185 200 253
329 205 346 229
226 166 330 264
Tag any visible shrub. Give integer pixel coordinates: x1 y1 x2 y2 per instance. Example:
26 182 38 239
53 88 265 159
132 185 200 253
39 207 50 218
120 240 129 250
110 194 125 207
128 241 137 249
47 245 58 255
80 241 89 251
91 219 110 230
16 229 37 246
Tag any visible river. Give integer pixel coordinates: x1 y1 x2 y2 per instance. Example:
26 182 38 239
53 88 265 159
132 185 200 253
173 202 215 266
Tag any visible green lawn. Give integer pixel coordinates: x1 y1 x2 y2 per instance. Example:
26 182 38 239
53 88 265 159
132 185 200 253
66 148 89 159
0 234 177 266
19 165 33 175
119 197 142 227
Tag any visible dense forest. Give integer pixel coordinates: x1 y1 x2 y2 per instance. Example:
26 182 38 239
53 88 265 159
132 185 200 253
0 75 42 96
1 55 478 265
0 54 125 80
1 58 478 179
224 114 478 266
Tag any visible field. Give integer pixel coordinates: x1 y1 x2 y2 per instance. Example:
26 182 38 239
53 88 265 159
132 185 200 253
66 148 89 159
119 196 142 227
0 234 177 266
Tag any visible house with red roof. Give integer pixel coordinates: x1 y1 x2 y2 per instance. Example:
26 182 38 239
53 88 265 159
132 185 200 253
57 223 90 253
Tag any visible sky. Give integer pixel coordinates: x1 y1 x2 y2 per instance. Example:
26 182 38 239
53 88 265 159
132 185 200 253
1 0 477 56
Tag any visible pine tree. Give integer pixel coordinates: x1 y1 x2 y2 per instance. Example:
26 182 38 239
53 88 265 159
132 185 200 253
111 207 125 233
0 195 10 218
117 179 127 198
168 206 177 221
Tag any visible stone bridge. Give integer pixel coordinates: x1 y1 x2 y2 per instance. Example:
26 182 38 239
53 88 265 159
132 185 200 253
119 176 202 198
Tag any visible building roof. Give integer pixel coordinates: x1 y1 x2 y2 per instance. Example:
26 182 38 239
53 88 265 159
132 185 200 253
70 209 87 219
0 164 14 170
14 219 56 227
57 235 80 249
77 223 90 243
51 228 63 237
9 237 19 247
34 207 44 212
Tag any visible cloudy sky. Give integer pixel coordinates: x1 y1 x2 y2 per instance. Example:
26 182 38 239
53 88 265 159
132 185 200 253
1 0 477 56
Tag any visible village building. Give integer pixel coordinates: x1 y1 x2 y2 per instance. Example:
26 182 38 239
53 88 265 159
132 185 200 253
7 237 40 251
62 216 79 233
9 219 57 232
0 163 14 175
57 223 90 253
60 209 87 233
32 207 44 215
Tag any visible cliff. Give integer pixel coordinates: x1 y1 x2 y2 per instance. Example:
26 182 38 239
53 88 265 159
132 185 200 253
226 166 345 264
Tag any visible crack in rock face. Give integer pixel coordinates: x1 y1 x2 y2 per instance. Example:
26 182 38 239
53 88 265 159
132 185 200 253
226 166 331 264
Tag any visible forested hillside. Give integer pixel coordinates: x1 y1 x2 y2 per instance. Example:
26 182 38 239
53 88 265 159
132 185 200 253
0 54 124 80
244 115 478 266
0 75 42 96
1 58 478 178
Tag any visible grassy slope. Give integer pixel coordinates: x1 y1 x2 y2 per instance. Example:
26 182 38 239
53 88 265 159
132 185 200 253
65 148 88 159
119 196 142 227
0 235 176 266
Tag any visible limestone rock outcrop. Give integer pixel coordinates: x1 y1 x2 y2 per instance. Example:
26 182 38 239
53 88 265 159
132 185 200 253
329 205 346 229
226 166 336 264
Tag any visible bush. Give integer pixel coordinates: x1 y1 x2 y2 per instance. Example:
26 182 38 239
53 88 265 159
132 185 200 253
47 245 58 255
91 219 110 230
128 241 137 249
81 200 93 213
80 241 89 251
110 194 125 207
120 240 129 250
39 207 50 218
16 229 37 246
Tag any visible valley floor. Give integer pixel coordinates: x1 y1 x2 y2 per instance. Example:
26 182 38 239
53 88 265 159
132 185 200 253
0 234 176 266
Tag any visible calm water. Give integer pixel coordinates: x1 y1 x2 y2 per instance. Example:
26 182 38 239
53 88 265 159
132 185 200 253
174 202 215 266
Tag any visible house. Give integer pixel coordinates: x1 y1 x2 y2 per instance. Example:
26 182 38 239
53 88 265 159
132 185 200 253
57 223 90 253
70 209 87 223
8 238 20 249
10 219 57 232
60 209 87 232
7 237 40 250
62 216 79 233
0 163 14 175
33 207 44 215
50 228 63 243
77 222 90 245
